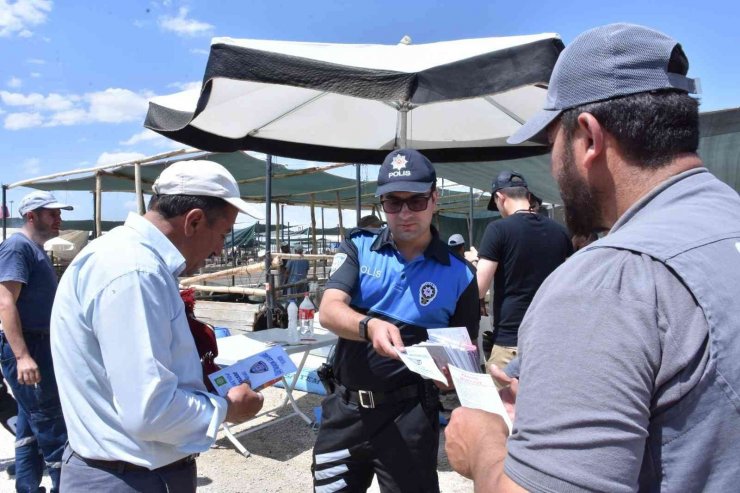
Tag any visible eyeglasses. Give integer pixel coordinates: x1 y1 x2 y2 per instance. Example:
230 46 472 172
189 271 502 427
380 194 433 214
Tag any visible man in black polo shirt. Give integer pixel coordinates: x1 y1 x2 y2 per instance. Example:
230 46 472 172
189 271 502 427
476 170 572 372
313 149 479 493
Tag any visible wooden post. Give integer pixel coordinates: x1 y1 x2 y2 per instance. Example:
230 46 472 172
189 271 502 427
275 201 281 248
310 193 318 278
336 192 345 238
321 206 327 278
134 162 145 215
94 172 102 238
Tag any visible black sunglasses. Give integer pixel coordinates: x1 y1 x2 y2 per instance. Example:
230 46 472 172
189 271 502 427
380 194 433 214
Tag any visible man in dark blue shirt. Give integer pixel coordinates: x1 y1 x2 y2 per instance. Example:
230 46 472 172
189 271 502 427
312 149 479 493
0 191 72 493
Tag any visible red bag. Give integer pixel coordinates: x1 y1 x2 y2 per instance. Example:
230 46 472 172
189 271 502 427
180 289 219 392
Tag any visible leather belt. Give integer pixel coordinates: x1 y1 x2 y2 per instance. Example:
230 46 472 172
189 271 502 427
71 450 197 474
337 382 420 409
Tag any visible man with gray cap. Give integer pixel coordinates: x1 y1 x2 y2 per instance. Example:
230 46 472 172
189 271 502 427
475 170 571 373
314 149 479 492
445 23 740 492
50 161 265 492
0 190 72 493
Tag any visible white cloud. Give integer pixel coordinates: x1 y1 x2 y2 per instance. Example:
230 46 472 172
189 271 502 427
22 157 41 175
119 128 179 150
166 80 200 92
96 151 147 166
0 88 152 129
86 88 152 123
7 77 22 88
158 7 212 37
0 0 53 38
4 111 43 129
190 48 209 56
30 72 40 78
26 58 45 65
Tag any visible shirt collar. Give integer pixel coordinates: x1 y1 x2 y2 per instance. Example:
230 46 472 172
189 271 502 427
123 212 187 276
371 225 451 265
609 168 707 234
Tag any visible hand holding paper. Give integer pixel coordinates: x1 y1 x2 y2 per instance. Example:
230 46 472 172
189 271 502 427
448 364 513 434
209 345 297 397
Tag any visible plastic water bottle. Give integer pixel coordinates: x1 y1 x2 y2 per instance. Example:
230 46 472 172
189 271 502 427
287 301 299 343
298 293 315 339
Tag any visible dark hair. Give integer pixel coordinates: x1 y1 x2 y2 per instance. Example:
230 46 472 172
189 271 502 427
497 186 529 201
561 90 699 169
148 194 231 224
358 215 383 228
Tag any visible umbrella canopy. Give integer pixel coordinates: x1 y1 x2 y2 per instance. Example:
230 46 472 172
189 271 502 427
145 34 564 163
44 237 74 252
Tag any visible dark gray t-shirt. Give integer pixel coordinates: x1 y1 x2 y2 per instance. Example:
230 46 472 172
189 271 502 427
505 177 711 492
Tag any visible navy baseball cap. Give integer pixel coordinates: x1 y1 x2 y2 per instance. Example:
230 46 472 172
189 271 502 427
487 170 542 211
508 23 699 145
375 149 436 197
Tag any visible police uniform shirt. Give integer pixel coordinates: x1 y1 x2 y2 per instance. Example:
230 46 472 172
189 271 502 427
326 226 479 392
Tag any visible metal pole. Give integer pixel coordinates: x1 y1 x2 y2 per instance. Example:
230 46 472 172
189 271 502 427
355 163 361 224
264 155 273 329
468 186 475 246
2 185 7 241
398 104 409 148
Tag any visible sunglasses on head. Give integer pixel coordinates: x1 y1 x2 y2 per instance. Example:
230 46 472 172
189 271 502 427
380 194 433 214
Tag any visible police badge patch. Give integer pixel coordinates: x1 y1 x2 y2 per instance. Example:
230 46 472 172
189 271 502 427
329 253 347 277
249 361 269 374
419 282 437 306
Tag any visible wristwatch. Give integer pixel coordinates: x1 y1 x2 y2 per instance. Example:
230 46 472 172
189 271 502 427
359 316 373 342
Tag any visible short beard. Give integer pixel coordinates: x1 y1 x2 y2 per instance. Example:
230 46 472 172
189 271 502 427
557 136 603 237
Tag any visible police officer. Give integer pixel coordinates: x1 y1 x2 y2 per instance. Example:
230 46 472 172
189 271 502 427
313 149 479 493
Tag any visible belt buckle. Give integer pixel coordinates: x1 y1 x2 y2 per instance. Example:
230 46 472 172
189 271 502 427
358 390 375 409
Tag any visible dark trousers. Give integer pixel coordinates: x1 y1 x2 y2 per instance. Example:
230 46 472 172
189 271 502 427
0 332 67 493
60 447 197 493
312 388 440 493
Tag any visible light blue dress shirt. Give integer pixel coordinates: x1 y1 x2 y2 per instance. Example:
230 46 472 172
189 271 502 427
51 213 227 468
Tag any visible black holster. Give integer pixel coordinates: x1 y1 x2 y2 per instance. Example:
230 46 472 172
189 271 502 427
317 362 336 395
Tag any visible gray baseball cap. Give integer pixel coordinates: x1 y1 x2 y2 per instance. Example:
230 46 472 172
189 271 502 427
508 23 699 145
448 234 465 247
18 191 73 217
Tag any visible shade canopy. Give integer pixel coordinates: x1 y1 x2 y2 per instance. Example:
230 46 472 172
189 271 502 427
144 34 564 163
24 151 480 212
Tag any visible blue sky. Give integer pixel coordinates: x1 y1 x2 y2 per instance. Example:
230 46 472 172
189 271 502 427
2 0 739 228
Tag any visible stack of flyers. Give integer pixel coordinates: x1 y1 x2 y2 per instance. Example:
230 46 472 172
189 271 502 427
208 345 298 397
395 327 480 382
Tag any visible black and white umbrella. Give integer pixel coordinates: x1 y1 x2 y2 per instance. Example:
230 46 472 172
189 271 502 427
144 33 563 163
143 34 564 328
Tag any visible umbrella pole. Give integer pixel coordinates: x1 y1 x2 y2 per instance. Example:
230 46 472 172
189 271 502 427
2 184 7 241
355 164 361 224
469 186 474 246
398 104 409 148
265 155 274 329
